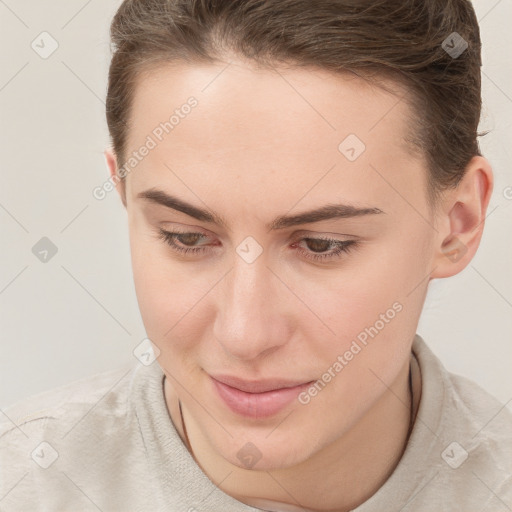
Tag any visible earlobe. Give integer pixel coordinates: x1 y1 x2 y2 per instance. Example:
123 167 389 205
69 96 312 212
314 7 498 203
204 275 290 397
430 156 493 279
439 234 469 265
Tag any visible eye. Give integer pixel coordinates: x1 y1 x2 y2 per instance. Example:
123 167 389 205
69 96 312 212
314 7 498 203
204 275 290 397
156 228 211 256
291 236 358 262
156 228 358 262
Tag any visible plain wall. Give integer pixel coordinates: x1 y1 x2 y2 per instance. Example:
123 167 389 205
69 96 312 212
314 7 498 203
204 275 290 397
1 0 511 408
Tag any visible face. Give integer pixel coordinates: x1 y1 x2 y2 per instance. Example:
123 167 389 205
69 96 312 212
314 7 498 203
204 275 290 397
121 58 437 470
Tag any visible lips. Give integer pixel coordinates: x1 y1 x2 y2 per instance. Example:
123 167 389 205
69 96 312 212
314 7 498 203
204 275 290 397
209 374 314 418
211 374 310 393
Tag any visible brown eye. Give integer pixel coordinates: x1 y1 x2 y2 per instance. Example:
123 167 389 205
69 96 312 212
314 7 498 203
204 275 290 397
293 237 358 262
303 238 333 253
175 233 204 247
157 229 211 256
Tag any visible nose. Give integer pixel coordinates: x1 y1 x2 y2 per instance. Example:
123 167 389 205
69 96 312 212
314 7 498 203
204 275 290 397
212 252 291 362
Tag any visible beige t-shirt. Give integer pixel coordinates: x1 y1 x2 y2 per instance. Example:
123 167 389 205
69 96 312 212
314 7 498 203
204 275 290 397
1 334 511 511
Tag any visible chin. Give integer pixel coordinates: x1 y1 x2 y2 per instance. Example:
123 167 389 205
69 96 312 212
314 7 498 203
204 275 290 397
219 429 321 472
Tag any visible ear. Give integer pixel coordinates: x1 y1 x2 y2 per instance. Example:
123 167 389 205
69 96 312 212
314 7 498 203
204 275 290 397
430 156 494 279
103 147 127 208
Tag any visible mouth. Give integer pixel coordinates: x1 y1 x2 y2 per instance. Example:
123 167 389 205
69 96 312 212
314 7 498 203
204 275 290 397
209 374 314 418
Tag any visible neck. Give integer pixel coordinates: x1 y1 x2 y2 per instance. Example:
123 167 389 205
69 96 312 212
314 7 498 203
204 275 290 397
166 355 420 512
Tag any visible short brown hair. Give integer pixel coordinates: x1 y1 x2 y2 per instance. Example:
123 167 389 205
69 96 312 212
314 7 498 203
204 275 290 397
106 0 488 207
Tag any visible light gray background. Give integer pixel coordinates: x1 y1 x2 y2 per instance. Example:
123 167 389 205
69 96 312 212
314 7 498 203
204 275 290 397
1 0 511 408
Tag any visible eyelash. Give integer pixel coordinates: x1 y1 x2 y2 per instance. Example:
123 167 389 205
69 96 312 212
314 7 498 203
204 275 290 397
156 228 358 262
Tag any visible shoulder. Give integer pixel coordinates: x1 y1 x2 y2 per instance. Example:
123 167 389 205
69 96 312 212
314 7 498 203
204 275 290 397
444 371 512 510
413 334 512 439
0 363 137 443
411 335 512 511
447 369 512 436
0 361 165 509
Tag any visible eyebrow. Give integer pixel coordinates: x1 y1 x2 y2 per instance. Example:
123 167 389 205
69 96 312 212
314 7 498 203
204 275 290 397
137 188 384 231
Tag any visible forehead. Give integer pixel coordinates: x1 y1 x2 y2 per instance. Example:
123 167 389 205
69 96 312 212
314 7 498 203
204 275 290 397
128 59 413 146
124 59 425 214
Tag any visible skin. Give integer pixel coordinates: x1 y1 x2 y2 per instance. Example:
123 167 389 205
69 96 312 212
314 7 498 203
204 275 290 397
105 57 493 511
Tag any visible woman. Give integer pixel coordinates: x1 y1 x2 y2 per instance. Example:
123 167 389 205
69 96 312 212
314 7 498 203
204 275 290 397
1 0 511 510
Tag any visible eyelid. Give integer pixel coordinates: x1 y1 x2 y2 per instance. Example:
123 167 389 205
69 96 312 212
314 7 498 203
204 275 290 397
159 223 212 237
292 229 362 240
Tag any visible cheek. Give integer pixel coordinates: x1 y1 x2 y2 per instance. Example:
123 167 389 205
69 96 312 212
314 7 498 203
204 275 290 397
307 235 428 367
312 287 408 379
129 230 195 341
130 237 167 324
128 228 219 376
297 278 413 430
